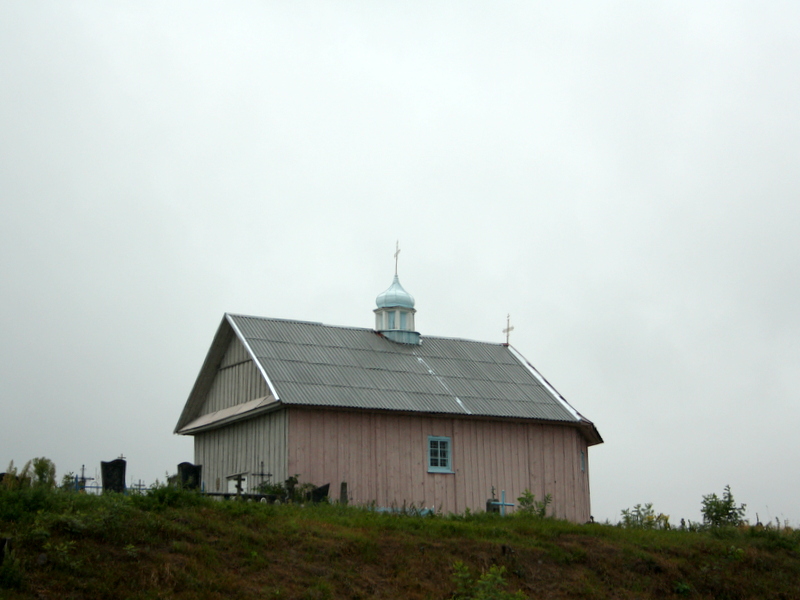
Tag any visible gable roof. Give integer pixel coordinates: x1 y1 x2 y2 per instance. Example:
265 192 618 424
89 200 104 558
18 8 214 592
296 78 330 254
175 313 602 445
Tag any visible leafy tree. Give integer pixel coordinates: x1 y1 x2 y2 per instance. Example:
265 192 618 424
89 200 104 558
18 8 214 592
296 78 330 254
701 485 746 527
31 457 56 489
1 461 30 490
2 458 56 490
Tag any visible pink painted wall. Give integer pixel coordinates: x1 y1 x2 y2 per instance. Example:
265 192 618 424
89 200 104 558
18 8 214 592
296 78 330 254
287 408 592 522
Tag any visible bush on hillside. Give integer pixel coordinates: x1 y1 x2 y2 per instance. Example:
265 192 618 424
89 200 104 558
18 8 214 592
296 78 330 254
620 503 670 529
130 482 210 510
452 561 525 600
516 489 552 518
702 485 746 528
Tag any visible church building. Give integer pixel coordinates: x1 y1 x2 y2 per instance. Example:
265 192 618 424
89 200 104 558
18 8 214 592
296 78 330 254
174 270 602 520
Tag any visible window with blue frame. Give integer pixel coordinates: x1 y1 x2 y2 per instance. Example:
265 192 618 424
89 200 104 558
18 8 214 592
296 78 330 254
388 311 396 329
428 436 453 473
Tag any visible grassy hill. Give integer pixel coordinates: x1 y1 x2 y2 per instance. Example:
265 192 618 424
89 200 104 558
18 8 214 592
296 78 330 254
1 486 799 599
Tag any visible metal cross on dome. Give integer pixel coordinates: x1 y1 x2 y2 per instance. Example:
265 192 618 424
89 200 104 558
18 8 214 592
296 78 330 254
503 314 514 344
394 240 401 275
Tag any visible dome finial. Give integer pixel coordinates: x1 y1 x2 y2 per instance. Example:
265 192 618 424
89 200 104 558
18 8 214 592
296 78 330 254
374 242 420 345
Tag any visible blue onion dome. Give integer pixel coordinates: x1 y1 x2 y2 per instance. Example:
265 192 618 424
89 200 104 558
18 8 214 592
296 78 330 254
376 275 415 309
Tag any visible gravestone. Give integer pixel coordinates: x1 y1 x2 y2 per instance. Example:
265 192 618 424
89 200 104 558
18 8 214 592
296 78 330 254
100 459 126 493
310 483 330 503
177 462 202 490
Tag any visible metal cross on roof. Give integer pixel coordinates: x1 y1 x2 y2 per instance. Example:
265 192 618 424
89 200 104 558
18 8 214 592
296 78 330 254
394 240 401 275
503 314 514 344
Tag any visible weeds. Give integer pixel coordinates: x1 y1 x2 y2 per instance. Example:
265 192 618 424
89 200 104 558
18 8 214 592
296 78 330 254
451 561 525 600
0 539 22 589
257 474 317 503
0 472 798 600
43 540 82 571
516 489 552 518
620 503 670 530
130 483 210 510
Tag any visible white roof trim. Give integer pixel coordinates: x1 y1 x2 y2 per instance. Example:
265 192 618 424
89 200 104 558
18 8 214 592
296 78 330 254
226 313 281 400
507 345 580 421
178 395 279 434
416 356 472 415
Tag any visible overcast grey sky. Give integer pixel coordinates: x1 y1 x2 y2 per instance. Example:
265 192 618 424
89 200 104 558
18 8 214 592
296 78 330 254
2 2 798 524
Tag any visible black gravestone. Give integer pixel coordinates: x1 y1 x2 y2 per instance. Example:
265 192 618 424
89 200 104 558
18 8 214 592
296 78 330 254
101 459 126 493
177 462 202 490
310 483 330 503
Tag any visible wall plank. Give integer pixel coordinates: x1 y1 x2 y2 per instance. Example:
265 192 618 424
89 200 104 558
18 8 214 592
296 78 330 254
194 410 287 494
287 409 592 521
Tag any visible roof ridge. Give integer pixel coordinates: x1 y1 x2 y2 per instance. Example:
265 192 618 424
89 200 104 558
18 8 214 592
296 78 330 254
227 313 507 347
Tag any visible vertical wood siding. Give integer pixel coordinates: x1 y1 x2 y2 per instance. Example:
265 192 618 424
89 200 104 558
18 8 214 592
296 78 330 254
202 337 269 415
194 410 288 493
287 408 592 522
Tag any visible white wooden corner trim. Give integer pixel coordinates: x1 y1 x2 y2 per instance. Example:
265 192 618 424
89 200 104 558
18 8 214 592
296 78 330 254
226 313 281 401
506 345 581 421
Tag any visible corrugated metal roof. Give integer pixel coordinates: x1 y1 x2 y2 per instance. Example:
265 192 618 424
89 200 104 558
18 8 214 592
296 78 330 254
227 314 579 423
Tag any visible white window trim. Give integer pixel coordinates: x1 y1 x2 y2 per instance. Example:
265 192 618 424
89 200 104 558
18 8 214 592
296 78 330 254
427 436 454 474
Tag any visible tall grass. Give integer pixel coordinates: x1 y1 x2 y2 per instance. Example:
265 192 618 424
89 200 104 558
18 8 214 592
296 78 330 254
2 486 799 599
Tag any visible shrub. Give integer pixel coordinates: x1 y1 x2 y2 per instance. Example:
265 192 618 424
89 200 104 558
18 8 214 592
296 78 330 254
701 485 746 528
31 458 57 489
620 503 670 529
452 561 525 600
2 458 56 492
516 489 552 518
0 542 23 589
130 483 210 510
0 485 60 522
257 475 317 503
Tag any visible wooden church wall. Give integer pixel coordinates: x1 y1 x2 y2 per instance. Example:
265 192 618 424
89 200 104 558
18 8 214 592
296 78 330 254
194 410 288 494
287 408 591 522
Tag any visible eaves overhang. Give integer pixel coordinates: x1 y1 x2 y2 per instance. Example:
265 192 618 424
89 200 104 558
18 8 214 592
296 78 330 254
280 403 603 445
506 344 603 447
177 395 281 435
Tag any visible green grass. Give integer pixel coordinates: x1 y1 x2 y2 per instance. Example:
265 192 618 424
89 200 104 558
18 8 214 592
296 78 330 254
1 486 799 599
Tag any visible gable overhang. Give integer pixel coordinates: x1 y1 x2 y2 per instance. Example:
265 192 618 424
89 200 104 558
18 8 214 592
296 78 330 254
176 394 282 435
173 313 280 434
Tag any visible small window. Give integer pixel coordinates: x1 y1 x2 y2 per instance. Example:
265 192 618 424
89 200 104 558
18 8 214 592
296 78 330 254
400 311 407 329
428 436 453 473
388 311 396 329
580 450 586 473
